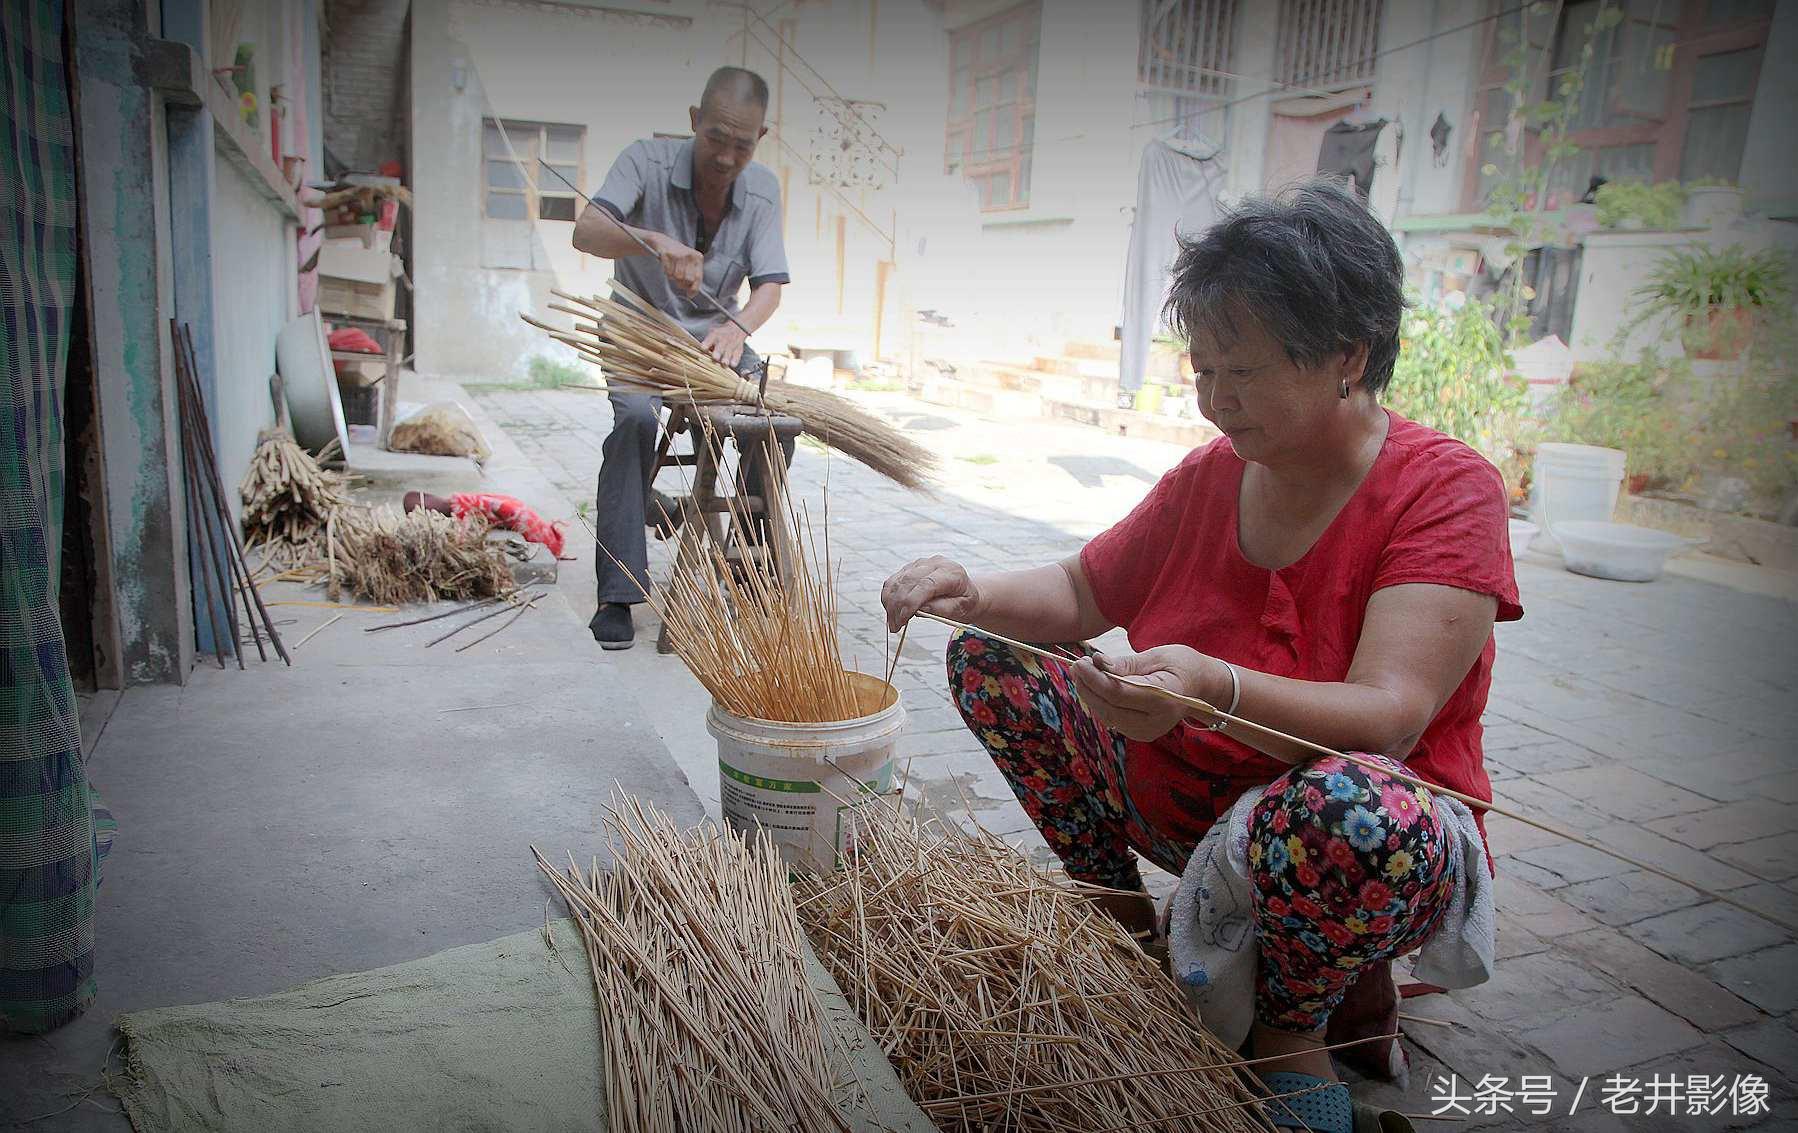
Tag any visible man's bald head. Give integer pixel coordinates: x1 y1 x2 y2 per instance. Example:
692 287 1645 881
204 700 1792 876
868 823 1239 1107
690 67 770 193
700 67 769 118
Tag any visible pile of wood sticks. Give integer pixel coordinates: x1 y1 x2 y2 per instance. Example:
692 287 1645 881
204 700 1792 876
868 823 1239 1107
326 506 515 607
793 800 1275 1133
171 320 290 668
239 430 351 574
533 797 861 1132
522 285 936 490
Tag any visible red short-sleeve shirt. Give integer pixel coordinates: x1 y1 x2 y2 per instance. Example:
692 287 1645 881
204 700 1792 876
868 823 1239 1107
1079 410 1522 845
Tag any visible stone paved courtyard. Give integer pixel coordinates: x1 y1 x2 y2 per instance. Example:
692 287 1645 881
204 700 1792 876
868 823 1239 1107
472 383 1798 1130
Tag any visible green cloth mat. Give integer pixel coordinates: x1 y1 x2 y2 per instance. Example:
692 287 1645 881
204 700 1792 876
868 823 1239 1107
115 919 937 1133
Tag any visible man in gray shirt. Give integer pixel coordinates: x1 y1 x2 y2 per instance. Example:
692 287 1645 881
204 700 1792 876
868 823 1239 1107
573 66 790 649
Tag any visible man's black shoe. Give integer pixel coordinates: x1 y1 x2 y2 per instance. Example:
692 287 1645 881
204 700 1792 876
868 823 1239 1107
590 603 635 650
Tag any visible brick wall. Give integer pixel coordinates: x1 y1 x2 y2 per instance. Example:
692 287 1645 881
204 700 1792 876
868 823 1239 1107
322 0 410 173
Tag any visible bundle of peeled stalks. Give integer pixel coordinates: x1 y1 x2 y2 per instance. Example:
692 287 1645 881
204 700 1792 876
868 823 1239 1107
533 797 861 1132
239 432 352 572
618 437 867 723
328 505 514 606
521 285 936 491
793 801 1275 1133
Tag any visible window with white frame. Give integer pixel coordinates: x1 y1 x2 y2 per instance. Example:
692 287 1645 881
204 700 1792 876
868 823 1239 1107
483 119 585 223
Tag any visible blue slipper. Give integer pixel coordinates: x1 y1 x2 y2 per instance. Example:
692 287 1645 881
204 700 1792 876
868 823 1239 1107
1262 1071 1354 1133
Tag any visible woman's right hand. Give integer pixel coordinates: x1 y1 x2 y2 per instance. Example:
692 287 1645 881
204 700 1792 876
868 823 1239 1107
881 555 981 633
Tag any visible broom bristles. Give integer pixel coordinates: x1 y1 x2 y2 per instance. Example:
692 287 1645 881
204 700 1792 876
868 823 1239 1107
524 289 937 491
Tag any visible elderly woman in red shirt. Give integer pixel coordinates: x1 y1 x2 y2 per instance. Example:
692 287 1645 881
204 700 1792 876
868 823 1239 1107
881 180 1520 1131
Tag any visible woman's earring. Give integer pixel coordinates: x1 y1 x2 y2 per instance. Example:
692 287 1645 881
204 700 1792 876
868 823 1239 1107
1340 379 1350 399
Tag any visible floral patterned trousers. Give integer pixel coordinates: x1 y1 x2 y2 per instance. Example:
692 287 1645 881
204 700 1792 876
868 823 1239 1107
948 630 1458 1032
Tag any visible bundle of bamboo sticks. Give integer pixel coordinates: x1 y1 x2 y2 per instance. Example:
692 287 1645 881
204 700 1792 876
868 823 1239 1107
521 285 937 490
327 506 515 606
793 801 1275 1133
239 430 352 573
533 797 860 1132
613 435 870 723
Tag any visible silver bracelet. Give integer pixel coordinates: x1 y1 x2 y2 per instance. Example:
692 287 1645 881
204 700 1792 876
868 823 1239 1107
1204 659 1241 731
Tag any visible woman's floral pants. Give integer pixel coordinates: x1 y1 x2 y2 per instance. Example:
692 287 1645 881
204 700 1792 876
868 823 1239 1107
948 630 1458 1032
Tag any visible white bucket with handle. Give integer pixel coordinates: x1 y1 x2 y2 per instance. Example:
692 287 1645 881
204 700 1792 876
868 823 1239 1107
1531 443 1626 553
710 672 903 875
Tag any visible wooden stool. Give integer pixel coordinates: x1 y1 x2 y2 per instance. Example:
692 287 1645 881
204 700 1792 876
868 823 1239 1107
648 401 805 655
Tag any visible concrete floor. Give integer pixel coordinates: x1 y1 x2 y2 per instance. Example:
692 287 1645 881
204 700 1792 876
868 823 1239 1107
0 408 705 1129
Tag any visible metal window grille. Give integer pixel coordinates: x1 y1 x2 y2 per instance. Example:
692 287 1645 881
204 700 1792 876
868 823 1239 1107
1275 0 1383 89
808 98 890 190
1138 0 1237 98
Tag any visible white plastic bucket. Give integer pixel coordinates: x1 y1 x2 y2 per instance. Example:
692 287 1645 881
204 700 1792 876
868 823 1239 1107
1532 443 1626 553
1508 519 1539 560
1555 520 1690 583
710 672 903 875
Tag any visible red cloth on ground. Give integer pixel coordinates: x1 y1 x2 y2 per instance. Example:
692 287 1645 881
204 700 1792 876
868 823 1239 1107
1079 410 1522 849
328 327 382 353
449 493 566 558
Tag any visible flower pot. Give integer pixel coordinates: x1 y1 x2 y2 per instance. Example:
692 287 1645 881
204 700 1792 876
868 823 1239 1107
1681 307 1756 361
1683 185 1743 230
1627 472 1652 495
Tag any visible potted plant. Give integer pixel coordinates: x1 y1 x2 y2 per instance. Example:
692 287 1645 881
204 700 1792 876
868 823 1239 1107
1633 245 1792 361
1593 181 1686 231
1682 178 1745 229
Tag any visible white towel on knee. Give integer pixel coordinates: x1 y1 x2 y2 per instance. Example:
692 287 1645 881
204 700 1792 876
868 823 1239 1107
1165 782 1494 1049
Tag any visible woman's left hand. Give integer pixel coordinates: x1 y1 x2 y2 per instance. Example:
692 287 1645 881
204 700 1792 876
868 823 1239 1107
1068 645 1221 742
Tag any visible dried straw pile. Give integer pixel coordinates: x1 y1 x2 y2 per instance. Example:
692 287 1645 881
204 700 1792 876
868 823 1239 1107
328 506 513 606
793 803 1275 1133
522 286 937 490
239 432 351 571
533 797 860 1132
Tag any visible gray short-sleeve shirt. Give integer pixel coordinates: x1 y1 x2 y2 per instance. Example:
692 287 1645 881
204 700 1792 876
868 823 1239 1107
592 137 789 345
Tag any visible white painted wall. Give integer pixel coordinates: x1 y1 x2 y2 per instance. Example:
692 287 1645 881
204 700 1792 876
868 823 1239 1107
210 162 294 504
412 0 705 381
1738 0 1797 214
1376 0 1484 222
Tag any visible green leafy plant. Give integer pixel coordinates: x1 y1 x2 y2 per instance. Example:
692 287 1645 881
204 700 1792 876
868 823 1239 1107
1632 246 1793 358
1385 297 1533 496
1697 311 1798 508
1543 351 1701 489
1634 245 1791 315
526 354 591 389
1593 181 1685 230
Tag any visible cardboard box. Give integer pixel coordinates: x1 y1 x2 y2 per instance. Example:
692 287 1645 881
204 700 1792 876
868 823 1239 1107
317 242 399 320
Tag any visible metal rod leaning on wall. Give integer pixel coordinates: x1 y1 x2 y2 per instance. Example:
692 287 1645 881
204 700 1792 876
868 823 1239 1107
172 322 292 665
173 323 267 665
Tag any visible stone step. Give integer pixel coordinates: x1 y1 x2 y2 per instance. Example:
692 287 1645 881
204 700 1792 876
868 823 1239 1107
1042 395 1219 448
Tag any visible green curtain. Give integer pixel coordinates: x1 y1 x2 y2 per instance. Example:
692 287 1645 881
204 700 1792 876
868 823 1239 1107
0 0 96 1034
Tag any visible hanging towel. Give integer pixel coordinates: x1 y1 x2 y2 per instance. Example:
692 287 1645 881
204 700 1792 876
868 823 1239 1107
1166 780 1494 1050
1118 140 1226 395
1316 119 1388 199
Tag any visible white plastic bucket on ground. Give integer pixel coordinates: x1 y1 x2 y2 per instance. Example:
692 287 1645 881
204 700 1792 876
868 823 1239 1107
1555 520 1690 582
1508 519 1539 560
1532 443 1627 553
710 672 903 875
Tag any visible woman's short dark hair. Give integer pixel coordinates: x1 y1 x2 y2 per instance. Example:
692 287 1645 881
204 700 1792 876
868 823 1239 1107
1164 178 1407 396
